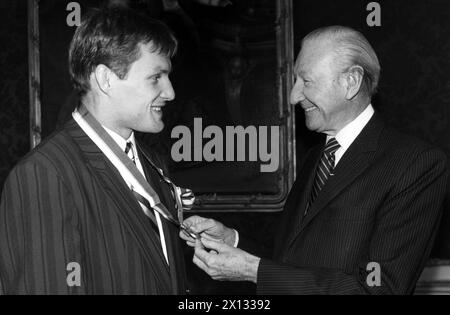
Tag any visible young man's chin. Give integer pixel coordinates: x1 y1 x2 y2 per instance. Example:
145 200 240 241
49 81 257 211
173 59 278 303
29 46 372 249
142 123 164 134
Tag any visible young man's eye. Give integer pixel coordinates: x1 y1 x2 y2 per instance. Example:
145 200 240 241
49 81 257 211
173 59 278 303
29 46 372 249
149 74 161 83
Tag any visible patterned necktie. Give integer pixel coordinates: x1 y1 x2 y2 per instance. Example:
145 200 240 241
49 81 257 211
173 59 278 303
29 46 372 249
125 141 160 235
305 137 341 215
124 141 135 163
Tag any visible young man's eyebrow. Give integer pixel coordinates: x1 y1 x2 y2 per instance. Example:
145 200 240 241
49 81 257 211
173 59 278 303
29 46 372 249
146 68 171 78
151 63 172 73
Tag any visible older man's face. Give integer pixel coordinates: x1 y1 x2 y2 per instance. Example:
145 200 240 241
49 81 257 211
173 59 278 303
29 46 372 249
290 40 349 136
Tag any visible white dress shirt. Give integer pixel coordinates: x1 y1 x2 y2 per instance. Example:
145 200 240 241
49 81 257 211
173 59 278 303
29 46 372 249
103 126 169 265
327 104 375 167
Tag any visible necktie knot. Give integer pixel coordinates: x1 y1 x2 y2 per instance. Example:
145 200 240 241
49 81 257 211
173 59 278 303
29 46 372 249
324 138 340 156
124 141 133 155
125 141 136 164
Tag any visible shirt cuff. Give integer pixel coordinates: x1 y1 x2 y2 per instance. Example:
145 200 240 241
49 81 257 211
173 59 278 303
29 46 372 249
232 229 239 247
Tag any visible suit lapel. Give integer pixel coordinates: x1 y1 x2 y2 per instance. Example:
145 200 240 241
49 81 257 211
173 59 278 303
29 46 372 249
161 216 184 294
292 114 385 238
65 119 173 292
283 146 323 250
298 151 374 232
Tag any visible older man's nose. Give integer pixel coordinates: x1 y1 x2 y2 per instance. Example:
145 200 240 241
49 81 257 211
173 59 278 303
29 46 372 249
290 81 305 105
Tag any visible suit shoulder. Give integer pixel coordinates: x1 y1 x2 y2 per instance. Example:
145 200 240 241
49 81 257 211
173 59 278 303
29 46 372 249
11 128 78 178
375 128 448 183
380 127 447 161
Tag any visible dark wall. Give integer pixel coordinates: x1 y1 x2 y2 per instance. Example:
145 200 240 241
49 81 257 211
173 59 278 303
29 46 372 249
0 1 29 189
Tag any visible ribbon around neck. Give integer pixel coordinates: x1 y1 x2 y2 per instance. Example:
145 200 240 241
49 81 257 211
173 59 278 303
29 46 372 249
72 105 199 239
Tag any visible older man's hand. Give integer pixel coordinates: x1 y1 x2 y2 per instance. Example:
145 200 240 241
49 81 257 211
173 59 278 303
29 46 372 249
193 238 260 283
180 215 236 247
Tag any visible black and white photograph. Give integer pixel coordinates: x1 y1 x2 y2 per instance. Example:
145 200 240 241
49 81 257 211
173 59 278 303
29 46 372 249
0 0 449 300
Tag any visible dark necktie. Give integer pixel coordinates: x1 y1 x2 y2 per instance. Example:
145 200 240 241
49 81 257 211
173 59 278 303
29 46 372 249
305 137 341 215
125 141 160 236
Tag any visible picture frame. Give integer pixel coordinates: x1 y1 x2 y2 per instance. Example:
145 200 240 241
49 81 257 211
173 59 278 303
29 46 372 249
28 0 296 212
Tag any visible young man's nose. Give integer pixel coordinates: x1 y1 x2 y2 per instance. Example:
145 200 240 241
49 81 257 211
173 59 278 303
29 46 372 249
161 78 175 101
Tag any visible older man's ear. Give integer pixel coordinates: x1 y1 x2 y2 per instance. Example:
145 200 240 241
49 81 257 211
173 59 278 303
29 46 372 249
343 65 364 100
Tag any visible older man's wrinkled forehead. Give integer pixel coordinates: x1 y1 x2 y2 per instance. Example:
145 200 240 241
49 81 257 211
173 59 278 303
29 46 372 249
295 36 340 75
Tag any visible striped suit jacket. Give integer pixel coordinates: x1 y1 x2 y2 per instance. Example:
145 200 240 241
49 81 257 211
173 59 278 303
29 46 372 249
254 113 448 294
0 119 188 294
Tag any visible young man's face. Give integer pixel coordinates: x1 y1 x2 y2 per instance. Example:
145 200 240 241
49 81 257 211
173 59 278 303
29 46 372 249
109 42 175 135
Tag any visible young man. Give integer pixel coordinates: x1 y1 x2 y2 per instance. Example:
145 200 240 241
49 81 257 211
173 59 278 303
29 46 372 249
0 8 188 294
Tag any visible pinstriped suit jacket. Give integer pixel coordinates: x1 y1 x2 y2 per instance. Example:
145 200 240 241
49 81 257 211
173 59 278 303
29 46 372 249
254 113 448 294
0 119 188 294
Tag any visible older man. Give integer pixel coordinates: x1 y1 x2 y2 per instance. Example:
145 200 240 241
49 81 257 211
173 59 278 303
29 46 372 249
181 26 448 294
0 8 189 294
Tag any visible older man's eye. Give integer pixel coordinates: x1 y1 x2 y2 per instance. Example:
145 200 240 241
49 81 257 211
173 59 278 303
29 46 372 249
303 79 313 86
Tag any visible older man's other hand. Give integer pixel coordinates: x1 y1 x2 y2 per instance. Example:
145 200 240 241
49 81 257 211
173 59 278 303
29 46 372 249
192 237 260 283
180 215 236 247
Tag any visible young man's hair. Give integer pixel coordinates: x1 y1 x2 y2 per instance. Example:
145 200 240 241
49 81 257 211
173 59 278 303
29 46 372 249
69 7 177 96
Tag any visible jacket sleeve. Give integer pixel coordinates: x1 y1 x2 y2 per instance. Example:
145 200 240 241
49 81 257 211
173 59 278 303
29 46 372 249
257 148 448 295
0 158 86 294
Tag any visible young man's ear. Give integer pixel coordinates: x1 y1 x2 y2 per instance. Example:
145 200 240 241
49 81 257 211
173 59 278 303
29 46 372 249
92 64 114 94
343 65 364 100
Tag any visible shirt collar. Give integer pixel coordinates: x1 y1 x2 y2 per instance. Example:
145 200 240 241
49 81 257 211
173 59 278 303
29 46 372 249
327 104 375 149
102 125 136 152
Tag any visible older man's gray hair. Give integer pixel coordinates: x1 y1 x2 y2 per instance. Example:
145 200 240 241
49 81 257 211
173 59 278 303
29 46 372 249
302 25 381 97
